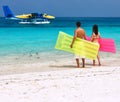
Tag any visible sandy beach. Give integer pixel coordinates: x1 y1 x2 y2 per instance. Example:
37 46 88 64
0 52 120 102
0 1 120 101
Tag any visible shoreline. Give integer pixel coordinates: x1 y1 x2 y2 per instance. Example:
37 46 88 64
0 51 120 76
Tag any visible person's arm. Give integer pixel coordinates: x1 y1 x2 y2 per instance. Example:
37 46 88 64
70 30 77 48
83 31 87 40
90 34 94 42
99 32 101 38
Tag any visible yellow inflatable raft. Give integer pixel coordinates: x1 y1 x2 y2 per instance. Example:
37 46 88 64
55 31 99 60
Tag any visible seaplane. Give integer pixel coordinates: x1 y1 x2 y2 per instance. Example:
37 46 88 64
2 5 55 24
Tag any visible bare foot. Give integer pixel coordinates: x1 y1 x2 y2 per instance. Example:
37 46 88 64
76 66 80 68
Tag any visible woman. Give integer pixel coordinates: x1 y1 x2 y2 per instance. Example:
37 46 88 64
91 24 101 66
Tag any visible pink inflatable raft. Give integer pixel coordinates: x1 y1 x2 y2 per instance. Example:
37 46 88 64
87 37 116 53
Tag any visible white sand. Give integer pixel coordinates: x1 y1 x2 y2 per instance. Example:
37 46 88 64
0 52 120 102
0 67 120 102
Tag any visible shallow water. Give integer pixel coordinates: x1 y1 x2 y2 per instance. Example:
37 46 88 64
0 17 120 65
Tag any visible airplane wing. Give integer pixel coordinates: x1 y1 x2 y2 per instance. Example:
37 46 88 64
16 14 32 19
43 13 55 19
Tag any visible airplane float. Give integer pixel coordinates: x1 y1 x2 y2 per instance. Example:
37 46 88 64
2 5 55 24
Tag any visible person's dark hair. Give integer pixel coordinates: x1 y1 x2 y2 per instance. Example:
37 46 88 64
93 24 98 35
76 22 81 27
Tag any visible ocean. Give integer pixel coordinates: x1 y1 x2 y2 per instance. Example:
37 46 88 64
0 17 120 64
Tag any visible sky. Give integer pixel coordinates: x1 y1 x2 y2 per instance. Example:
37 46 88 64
0 0 120 17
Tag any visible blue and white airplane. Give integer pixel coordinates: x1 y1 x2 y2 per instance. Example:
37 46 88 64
2 5 55 24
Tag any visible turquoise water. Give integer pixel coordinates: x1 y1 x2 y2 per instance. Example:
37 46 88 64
0 17 120 56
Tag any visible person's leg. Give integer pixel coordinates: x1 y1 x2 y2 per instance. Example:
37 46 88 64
82 58 85 68
93 60 95 66
97 54 101 66
76 58 80 68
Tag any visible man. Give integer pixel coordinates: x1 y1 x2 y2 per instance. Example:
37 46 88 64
70 21 87 68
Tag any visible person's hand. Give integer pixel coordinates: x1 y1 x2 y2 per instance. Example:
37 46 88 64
70 44 73 48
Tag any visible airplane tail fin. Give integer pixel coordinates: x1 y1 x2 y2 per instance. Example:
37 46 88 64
2 5 15 18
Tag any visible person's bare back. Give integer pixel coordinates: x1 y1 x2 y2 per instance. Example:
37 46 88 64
75 28 86 39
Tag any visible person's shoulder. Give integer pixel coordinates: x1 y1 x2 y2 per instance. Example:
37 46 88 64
75 28 80 33
78 28 85 33
76 28 85 33
92 33 95 36
74 29 77 33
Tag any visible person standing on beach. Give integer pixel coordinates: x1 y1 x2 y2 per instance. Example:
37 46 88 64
91 24 101 66
70 21 87 68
